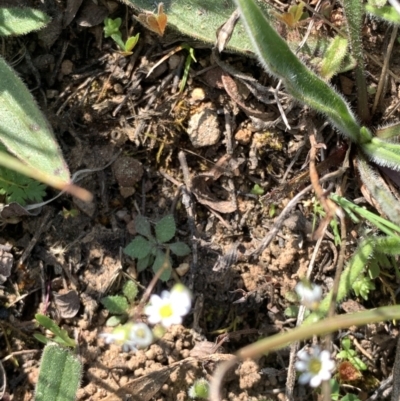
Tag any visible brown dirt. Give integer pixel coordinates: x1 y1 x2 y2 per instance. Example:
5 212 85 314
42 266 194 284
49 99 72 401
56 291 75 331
0 1 399 401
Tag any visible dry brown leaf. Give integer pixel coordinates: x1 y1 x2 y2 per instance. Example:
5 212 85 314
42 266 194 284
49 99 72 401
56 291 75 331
75 0 108 27
54 290 80 318
63 0 84 28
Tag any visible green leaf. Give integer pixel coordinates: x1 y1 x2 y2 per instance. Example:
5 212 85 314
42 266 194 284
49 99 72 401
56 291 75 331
35 314 76 348
169 241 191 256
284 305 299 318
0 7 50 36
122 280 138 302
155 215 176 243
0 57 70 183
137 254 152 272
375 122 400 139
365 4 400 24
33 333 51 345
111 33 125 51
135 215 152 238
0 164 46 205
125 34 140 52
341 337 351 351
106 315 127 327
103 17 122 37
100 295 129 315
368 259 381 279
152 249 172 281
119 0 269 54
234 0 366 145
352 356 367 371
35 344 82 401
320 36 348 80
123 236 152 259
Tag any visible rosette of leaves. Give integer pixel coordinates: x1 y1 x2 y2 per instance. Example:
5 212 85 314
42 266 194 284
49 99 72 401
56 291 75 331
124 215 190 281
100 280 138 326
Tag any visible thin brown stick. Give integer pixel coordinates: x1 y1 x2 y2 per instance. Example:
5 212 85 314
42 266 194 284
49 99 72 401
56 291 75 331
372 26 399 115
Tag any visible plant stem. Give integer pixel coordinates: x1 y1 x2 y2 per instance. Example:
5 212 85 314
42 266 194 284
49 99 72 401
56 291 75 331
341 0 370 122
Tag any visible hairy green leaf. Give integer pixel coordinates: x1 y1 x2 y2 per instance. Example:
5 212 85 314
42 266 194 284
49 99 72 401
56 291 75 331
152 249 172 281
35 344 81 401
35 314 76 348
320 36 349 80
0 57 70 182
155 215 176 243
123 236 152 259
134 215 152 238
100 295 129 315
0 7 50 36
169 241 191 256
119 0 270 54
234 0 366 144
366 4 400 24
137 254 152 272
122 280 138 302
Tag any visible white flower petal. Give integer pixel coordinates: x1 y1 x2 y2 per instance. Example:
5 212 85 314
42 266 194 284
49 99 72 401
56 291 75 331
309 374 323 388
294 361 308 371
298 372 312 384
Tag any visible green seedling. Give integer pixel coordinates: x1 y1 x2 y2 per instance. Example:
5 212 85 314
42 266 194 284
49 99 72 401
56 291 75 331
124 214 190 281
34 314 76 348
312 199 341 245
103 17 140 56
61 207 79 219
188 378 210 399
251 184 264 196
337 337 367 371
274 1 309 29
0 9 72 194
179 45 197 93
35 343 81 401
101 280 138 326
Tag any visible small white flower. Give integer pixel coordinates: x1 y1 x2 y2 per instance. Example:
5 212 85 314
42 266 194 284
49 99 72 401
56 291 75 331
295 281 322 309
130 322 153 347
99 324 138 353
100 322 153 352
295 346 335 387
170 283 192 315
145 285 192 328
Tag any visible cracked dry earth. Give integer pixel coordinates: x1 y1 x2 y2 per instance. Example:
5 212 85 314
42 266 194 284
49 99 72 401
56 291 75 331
0 0 400 400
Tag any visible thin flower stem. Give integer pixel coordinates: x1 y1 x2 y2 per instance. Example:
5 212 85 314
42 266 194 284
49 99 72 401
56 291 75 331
133 248 171 320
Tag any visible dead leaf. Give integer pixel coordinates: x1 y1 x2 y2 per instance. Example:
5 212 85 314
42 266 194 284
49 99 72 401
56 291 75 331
0 203 40 224
191 175 236 214
54 290 80 318
190 155 243 214
63 0 84 27
216 9 240 53
76 0 108 27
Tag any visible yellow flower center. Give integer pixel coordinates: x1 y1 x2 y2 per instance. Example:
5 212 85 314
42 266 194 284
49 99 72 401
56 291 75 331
159 303 173 318
309 358 322 375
